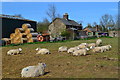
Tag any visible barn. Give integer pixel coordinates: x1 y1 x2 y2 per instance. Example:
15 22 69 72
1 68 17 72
0 14 37 39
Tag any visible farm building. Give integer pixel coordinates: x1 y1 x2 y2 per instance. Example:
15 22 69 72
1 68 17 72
48 13 82 39
83 26 101 37
109 31 120 37
1 14 37 39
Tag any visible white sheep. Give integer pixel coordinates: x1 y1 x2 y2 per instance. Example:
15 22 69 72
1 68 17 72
96 39 102 46
92 47 104 53
88 43 96 49
101 45 112 51
21 63 46 77
73 48 89 56
77 44 87 49
36 48 50 54
106 45 112 50
80 43 88 46
7 48 22 55
67 47 79 54
58 46 68 52
101 46 107 52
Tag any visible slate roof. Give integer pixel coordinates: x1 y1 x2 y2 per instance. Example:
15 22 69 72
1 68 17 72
84 27 101 32
88 28 96 32
60 18 80 26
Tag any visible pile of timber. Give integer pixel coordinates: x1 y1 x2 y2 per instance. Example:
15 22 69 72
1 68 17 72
10 23 38 44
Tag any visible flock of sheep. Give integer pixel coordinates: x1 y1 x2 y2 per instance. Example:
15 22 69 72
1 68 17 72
6 39 112 77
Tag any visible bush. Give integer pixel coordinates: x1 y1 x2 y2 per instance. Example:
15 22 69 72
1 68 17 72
61 30 71 37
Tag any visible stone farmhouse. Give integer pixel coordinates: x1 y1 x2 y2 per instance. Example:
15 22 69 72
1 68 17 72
48 13 83 39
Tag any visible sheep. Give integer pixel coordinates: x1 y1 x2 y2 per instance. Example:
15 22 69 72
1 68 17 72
101 45 112 51
80 43 88 46
21 63 46 77
96 39 102 46
106 45 112 50
36 48 50 54
101 46 107 52
7 48 22 55
67 47 79 54
92 47 104 53
88 43 96 49
77 44 87 49
73 48 89 56
58 46 68 52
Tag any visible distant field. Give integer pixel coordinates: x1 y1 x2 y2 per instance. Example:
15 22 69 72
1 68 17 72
2 37 119 78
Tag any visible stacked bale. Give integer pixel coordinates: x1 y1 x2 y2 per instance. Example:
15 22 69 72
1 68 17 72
10 33 16 43
14 33 23 44
22 23 31 31
10 30 23 44
25 28 34 35
26 33 38 42
22 24 38 43
10 23 38 44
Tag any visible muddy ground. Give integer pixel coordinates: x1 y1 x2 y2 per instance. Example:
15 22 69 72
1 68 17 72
2 37 119 78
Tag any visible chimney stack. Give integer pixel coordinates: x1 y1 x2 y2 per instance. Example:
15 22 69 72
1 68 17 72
63 13 69 20
96 25 99 31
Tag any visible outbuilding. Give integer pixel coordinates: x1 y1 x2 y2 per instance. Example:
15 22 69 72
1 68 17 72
1 14 37 39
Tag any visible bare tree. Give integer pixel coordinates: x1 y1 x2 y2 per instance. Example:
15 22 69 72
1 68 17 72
77 21 83 24
100 14 115 31
46 4 61 38
86 23 92 28
92 22 97 27
111 15 120 30
42 18 50 24
46 4 61 21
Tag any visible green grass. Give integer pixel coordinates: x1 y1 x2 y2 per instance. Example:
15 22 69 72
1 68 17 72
1 36 113 47
2 37 119 78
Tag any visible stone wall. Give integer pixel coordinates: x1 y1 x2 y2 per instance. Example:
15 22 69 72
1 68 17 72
109 31 120 37
48 19 66 38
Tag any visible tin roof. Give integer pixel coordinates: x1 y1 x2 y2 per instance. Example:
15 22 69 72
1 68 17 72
0 14 36 22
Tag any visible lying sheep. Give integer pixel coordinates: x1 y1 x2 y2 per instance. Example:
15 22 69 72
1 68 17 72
67 47 79 54
92 47 104 53
58 46 68 52
88 43 96 49
80 43 88 46
96 39 102 46
21 63 46 77
77 44 87 49
73 48 89 56
36 48 50 54
7 48 22 55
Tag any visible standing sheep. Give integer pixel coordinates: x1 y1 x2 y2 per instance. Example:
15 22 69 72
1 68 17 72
7 48 22 55
36 48 50 54
73 48 89 56
101 45 112 51
96 39 102 46
21 63 46 77
58 46 68 52
106 45 112 50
